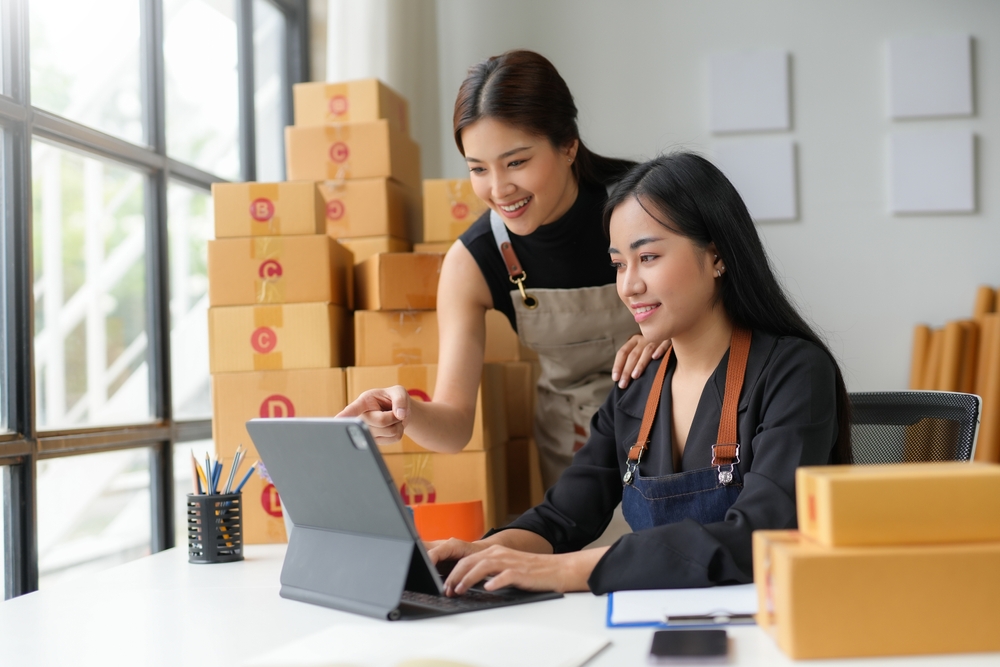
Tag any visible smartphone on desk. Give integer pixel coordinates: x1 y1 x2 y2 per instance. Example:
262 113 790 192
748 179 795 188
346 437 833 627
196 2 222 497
649 629 729 664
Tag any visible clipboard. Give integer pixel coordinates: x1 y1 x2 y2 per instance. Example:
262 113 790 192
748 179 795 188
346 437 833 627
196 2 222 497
606 584 758 629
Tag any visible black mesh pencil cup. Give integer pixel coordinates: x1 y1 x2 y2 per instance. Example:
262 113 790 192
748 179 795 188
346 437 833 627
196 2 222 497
187 492 244 564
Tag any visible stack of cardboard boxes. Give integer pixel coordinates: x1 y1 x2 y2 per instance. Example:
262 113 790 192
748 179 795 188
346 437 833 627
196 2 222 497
208 183 353 543
208 79 544 542
754 462 1000 659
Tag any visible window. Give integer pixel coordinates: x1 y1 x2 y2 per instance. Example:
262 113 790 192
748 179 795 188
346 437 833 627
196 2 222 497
0 0 309 599
32 141 151 430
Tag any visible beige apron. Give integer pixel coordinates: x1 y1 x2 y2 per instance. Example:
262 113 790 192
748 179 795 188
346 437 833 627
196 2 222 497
490 212 640 488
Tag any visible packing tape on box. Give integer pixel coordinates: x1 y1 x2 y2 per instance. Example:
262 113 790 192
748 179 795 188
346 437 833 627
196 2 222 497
248 183 281 235
324 83 350 122
324 125 351 181
253 352 283 370
251 238 286 303
253 305 284 328
402 454 435 504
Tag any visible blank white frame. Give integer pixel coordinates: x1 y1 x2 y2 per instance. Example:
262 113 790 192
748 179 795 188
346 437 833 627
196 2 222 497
713 137 797 222
890 130 975 214
710 50 790 134
888 34 973 119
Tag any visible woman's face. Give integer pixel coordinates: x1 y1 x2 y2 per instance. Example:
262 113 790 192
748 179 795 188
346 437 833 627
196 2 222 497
461 117 578 235
609 196 723 343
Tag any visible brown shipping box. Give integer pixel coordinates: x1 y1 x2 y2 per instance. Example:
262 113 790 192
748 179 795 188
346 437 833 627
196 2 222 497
354 309 521 366
293 79 409 134
422 179 488 242
502 361 535 440
337 235 412 265
345 363 507 454
212 181 324 238
212 368 348 461
285 120 421 190
319 177 408 240
796 462 1000 547
752 530 1000 659
208 235 353 308
208 303 351 373
355 252 442 311
414 241 454 253
383 445 507 531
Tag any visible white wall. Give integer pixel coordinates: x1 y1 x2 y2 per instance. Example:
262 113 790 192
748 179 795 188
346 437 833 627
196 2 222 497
417 0 1000 392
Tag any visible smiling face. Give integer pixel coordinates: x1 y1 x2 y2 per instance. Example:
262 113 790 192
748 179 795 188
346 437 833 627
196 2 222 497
609 196 725 344
461 117 579 235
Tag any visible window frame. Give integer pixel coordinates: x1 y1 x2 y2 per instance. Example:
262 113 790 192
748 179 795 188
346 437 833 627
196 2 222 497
0 0 308 599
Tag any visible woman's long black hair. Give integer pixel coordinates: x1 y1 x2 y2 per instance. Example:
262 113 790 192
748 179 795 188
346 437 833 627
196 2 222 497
604 153 851 464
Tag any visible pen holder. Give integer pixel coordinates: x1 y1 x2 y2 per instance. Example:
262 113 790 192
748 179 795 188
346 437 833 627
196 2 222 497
187 493 244 564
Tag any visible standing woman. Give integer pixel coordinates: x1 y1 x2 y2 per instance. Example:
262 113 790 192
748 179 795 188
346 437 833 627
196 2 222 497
340 50 661 487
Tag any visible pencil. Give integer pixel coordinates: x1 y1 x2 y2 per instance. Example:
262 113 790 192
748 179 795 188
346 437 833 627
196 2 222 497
223 447 243 495
195 461 210 495
234 462 258 494
190 452 201 494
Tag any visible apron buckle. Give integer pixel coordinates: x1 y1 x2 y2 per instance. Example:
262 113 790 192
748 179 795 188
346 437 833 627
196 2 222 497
711 443 740 486
509 273 539 309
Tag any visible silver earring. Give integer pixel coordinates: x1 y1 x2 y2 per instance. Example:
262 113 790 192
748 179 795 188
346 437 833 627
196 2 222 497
716 270 721 278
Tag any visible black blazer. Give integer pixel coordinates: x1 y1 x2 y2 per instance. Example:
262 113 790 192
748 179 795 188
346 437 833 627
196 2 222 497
504 330 839 593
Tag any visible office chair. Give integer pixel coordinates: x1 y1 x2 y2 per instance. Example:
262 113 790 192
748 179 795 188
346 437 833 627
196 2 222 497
848 391 981 464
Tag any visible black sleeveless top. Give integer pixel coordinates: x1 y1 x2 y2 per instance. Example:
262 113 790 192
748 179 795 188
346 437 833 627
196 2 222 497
459 183 617 330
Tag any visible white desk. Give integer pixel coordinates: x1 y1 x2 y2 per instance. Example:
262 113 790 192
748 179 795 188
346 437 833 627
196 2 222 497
1 545 998 667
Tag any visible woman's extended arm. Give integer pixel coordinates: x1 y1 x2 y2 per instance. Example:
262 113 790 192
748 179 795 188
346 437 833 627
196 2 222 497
337 241 493 453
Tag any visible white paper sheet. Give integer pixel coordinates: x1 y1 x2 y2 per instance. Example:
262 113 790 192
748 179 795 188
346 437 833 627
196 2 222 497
244 623 610 667
609 584 758 626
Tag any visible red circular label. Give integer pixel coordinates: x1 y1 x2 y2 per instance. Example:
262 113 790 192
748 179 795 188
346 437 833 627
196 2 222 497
259 394 295 419
258 259 283 279
400 479 437 505
407 388 431 403
451 202 469 220
261 483 283 517
329 142 349 163
250 326 277 354
328 94 348 116
250 198 275 222
326 199 345 220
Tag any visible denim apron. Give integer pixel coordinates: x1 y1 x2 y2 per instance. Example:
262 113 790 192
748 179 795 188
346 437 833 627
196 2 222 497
621 328 752 531
490 213 640 489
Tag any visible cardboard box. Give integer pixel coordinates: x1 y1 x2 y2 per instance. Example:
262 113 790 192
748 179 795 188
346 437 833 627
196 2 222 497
502 362 535 439
212 368 348 461
208 235 353 308
208 303 351 373
318 177 409 240
413 241 454 253
293 79 409 134
752 530 1000 659
221 454 288 545
345 363 508 454
796 462 1000 547
422 179 488 242
353 309 523 366
337 235 412 265
383 445 508 531
285 120 421 190
212 181 324 238
355 253 442 311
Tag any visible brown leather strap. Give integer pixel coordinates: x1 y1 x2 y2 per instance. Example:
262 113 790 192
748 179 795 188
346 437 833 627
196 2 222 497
627 343 672 463
627 327 752 468
498 241 524 279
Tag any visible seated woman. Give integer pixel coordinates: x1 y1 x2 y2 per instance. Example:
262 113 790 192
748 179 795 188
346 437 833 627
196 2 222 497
428 152 851 595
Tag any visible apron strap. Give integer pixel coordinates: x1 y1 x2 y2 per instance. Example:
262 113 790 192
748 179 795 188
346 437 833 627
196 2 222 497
490 211 538 309
626 327 752 469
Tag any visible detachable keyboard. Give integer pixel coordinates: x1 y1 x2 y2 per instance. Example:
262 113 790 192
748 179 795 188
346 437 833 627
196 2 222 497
394 587 562 619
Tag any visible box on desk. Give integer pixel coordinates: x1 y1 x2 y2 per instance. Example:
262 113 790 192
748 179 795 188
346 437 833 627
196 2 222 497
353 309 523 366
212 181 324 238
752 530 1000 659
422 179 487 242
293 79 409 134
208 235 353 308
318 177 409 240
337 235 412 265
355 252 442 311
414 241 454 253
383 445 507 531
212 368 348 462
796 462 1000 547
208 303 351 373
285 120 421 190
345 363 507 454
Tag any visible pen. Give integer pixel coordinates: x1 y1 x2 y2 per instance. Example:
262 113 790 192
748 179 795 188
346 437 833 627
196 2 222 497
234 461 258 494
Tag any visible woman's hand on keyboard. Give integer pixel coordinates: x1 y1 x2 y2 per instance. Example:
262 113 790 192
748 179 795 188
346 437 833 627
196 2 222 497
438 545 610 596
